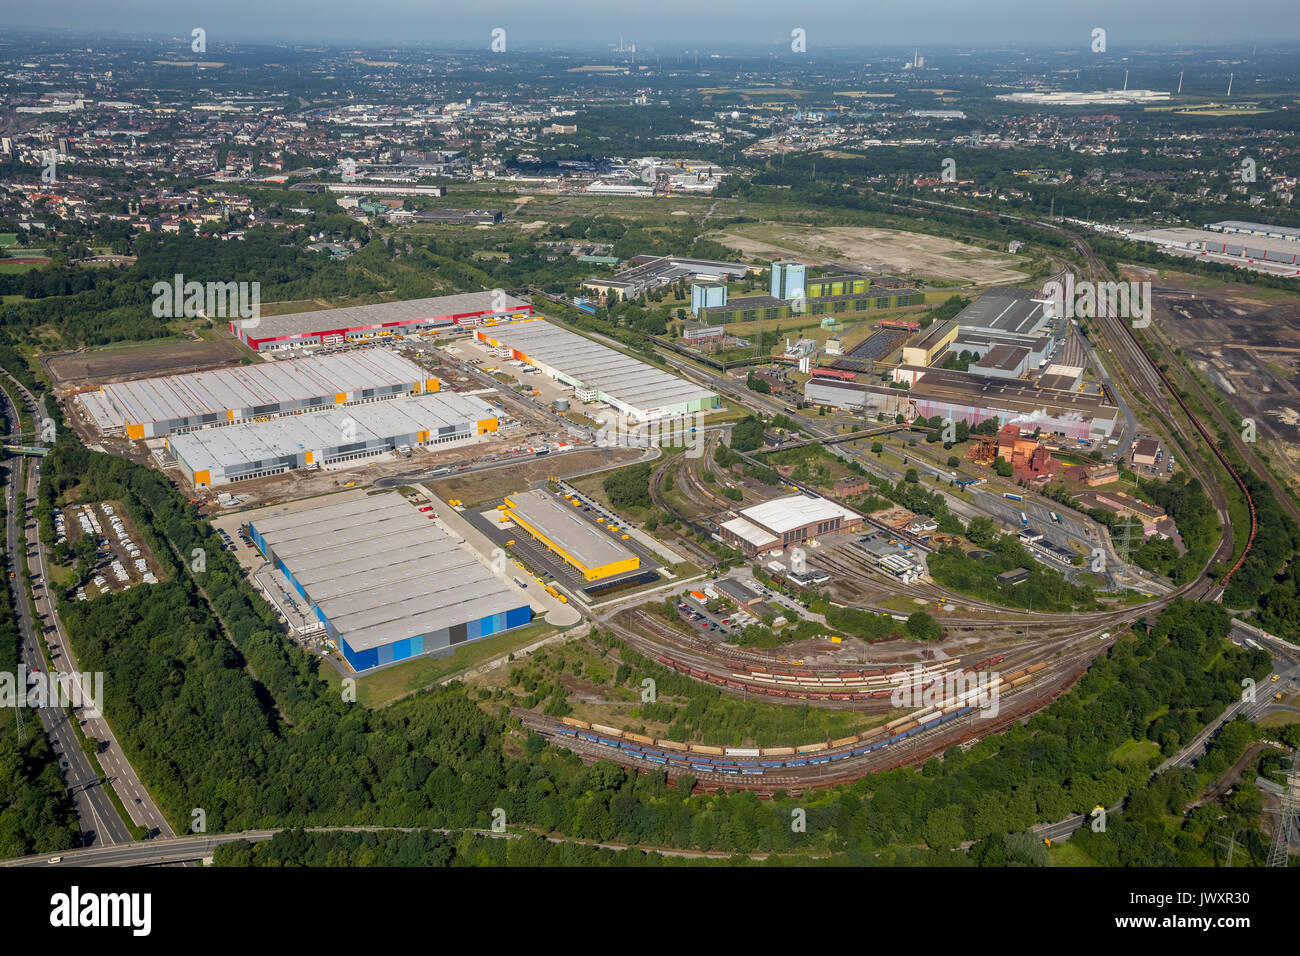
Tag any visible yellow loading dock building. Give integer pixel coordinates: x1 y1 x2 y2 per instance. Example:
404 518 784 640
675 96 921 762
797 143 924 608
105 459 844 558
503 489 641 581
901 319 959 368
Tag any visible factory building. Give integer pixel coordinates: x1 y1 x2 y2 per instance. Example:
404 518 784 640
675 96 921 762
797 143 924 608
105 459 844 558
901 320 959 367
1205 220 1300 242
681 321 726 344
720 494 862 555
167 391 498 487
970 343 1033 380
699 290 924 325
228 291 533 352
85 350 437 439
503 489 641 581
476 319 718 421
804 370 1118 441
1133 228 1300 268
951 329 1050 367
582 255 755 301
691 281 728 314
952 286 1050 338
770 259 807 299
247 492 531 673
1038 364 1085 392
888 286 1061 380
805 274 871 298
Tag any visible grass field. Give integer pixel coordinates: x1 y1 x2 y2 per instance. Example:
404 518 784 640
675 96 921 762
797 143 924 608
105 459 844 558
1048 842 1096 866
316 619 562 708
1256 708 1300 729
1112 738 1161 765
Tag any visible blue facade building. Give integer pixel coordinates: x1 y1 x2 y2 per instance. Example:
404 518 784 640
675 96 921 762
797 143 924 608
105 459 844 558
247 491 532 672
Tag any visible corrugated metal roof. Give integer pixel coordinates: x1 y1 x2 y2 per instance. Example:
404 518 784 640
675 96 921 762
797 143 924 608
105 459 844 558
739 494 859 536
486 320 716 415
250 491 525 652
168 392 494 473
103 350 429 427
506 488 635 571
231 291 530 339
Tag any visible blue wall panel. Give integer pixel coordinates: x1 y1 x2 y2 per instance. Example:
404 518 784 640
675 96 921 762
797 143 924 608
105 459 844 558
343 639 378 672
336 603 533 673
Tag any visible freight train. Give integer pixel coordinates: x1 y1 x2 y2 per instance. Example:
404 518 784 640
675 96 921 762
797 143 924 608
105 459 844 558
549 662 1043 776
654 654 1004 701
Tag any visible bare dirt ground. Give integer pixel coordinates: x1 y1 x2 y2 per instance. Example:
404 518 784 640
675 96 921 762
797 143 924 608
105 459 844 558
707 222 1030 285
427 446 643 507
44 337 247 388
1144 269 1300 492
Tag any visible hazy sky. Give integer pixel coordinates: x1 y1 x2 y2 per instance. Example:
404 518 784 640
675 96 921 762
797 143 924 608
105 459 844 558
10 0 1300 48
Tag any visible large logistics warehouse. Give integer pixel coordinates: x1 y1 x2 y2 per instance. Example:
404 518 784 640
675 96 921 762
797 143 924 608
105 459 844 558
503 489 641 581
228 291 533 352
720 494 862 555
247 492 532 672
477 319 719 421
86 351 437 439
167 391 498 486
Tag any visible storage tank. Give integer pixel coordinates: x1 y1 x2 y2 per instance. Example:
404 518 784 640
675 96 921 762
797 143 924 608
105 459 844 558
553 398 570 412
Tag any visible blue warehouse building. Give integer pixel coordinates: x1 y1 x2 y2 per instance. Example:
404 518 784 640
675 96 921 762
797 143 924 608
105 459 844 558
246 491 531 672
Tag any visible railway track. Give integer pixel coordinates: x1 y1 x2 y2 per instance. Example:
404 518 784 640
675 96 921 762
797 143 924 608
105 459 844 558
535 200 1262 790
519 648 1090 794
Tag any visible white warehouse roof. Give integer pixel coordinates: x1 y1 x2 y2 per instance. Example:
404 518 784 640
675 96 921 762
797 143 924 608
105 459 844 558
719 516 778 549
739 494 861 535
167 391 495 473
480 320 716 418
101 350 431 429
248 492 524 653
230 290 531 340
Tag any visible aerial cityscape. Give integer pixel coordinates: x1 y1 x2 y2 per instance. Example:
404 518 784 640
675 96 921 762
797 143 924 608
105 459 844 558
0 0 1297 926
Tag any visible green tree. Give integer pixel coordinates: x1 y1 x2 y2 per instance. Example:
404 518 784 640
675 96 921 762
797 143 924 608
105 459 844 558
923 805 965 851
905 611 942 642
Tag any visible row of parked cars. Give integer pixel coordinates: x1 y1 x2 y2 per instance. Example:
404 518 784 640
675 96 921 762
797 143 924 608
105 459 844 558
218 527 257 551
675 601 732 637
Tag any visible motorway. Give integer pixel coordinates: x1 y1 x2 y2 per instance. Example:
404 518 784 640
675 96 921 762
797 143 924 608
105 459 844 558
1 370 174 845
0 825 776 867
1 381 133 849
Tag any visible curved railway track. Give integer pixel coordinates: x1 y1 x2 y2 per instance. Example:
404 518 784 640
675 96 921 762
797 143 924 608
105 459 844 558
542 201 1261 790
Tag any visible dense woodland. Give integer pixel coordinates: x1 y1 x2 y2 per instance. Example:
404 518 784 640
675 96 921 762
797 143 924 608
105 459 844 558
0 419 81 857
25 414 1279 858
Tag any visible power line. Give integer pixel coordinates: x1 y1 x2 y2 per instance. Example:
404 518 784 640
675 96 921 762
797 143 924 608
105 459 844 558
1265 755 1297 867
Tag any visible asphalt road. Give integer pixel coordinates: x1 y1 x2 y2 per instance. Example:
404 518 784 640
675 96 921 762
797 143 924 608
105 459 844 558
0 382 132 848
1 371 174 843
1035 622 1300 844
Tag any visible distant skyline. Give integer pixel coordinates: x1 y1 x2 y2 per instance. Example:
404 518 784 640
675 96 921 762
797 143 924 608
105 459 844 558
8 1 1300 48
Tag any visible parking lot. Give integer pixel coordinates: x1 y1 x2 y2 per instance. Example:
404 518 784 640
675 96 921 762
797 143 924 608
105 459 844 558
57 500 162 600
466 485 661 601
